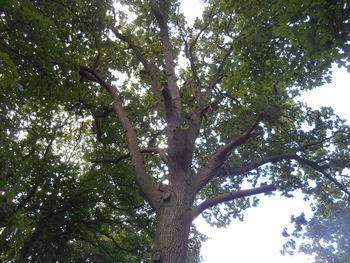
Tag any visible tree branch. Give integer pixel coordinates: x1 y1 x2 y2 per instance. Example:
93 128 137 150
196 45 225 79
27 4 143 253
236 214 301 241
149 0 182 123
293 156 350 197
191 184 276 220
110 29 165 106
298 130 344 151
176 11 215 88
92 147 168 165
79 66 161 210
222 130 347 178
111 29 149 69
85 225 136 253
217 114 263 157
195 114 265 191
206 45 233 93
215 152 296 178
149 0 203 178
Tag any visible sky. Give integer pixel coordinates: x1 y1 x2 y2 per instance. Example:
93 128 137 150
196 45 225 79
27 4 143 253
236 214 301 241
178 1 350 262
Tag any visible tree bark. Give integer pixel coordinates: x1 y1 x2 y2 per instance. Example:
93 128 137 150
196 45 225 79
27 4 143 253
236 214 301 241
153 207 192 263
152 181 195 263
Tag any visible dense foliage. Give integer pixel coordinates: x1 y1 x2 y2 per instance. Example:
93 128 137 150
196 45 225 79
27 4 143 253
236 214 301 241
1 0 349 262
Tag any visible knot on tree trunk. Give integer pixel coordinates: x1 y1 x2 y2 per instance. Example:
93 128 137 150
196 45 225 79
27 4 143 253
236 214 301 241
161 191 171 201
152 250 162 262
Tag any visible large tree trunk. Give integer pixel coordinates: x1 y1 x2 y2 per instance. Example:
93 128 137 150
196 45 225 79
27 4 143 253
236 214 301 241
152 184 194 263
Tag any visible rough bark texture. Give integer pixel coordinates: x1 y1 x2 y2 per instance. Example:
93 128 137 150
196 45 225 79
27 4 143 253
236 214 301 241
153 186 194 263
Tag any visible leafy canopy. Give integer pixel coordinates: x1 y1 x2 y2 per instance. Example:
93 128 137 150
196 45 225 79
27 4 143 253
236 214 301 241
1 0 349 262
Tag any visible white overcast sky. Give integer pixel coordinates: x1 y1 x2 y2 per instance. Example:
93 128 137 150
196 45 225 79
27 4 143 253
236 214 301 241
179 1 350 262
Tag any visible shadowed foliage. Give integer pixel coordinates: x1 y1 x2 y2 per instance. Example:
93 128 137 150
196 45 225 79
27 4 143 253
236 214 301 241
1 0 349 262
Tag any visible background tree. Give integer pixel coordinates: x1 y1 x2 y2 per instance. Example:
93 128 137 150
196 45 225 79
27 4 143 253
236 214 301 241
282 195 350 263
1 0 349 262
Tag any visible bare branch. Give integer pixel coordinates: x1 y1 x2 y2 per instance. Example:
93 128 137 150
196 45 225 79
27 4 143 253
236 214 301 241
191 184 276 220
188 10 216 53
199 100 220 119
195 45 234 120
79 66 161 210
212 89 241 105
145 147 168 163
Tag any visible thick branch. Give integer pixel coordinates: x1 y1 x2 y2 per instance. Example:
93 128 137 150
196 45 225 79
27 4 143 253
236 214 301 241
213 115 263 160
79 67 99 82
111 29 165 107
216 152 296 178
80 66 161 210
149 0 182 123
191 184 276 220
149 0 203 178
195 114 264 191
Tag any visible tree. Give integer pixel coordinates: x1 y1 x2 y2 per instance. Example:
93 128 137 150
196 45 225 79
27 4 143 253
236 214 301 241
1 0 350 262
282 196 350 263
